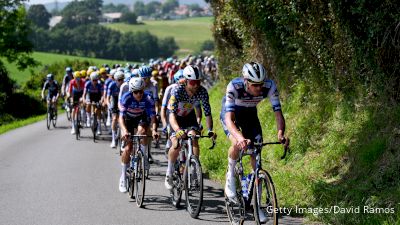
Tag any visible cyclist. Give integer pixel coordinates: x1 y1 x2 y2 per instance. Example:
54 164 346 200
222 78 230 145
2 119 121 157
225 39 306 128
108 71 125 148
221 62 289 222
41 73 60 114
118 77 159 193
138 66 159 162
61 67 73 110
68 71 85 134
164 65 216 190
83 72 103 134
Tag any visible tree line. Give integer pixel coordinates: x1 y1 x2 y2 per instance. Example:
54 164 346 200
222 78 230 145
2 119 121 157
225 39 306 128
26 0 179 61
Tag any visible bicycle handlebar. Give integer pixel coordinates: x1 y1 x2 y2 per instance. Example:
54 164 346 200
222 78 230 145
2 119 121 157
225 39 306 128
250 138 290 159
183 134 216 150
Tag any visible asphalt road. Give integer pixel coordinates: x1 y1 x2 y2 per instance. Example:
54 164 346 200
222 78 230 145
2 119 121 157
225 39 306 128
0 115 304 225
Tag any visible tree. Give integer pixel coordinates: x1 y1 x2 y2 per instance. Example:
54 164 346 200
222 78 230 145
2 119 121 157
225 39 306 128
27 4 51 29
188 4 202 12
161 0 179 14
120 11 137 24
145 1 161 16
201 40 214 51
158 37 178 57
0 1 36 70
133 1 146 16
58 0 102 29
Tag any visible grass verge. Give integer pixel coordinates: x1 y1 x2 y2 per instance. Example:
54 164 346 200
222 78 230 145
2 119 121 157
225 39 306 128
0 114 46 135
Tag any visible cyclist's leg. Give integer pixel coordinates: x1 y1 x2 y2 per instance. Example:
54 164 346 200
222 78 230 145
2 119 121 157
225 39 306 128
119 118 136 193
165 134 181 190
95 103 102 134
85 94 91 127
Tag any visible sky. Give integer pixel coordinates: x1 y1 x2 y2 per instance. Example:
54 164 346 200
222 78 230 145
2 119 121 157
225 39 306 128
26 0 207 6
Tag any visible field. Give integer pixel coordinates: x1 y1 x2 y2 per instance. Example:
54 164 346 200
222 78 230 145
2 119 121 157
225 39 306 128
4 52 126 84
105 17 213 55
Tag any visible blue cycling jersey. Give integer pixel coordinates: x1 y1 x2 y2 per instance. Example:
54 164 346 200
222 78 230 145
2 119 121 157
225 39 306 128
119 91 155 119
107 81 119 97
43 80 59 97
85 81 103 94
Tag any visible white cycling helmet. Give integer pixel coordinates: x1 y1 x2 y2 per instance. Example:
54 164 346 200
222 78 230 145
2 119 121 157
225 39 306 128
90 71 99 81
129 77 145 92
114 71 124 80
132 68 139 77
109 69 117 76
183 65 202 80
242 62 267 83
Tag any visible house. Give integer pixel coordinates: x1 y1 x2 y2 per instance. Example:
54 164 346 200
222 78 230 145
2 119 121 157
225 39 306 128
102 12 122 23
49 16 62 28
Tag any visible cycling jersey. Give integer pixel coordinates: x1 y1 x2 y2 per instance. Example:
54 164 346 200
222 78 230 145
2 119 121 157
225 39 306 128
220 77 282 142
119 91 155 119
85 81 103 103
162 84 200 108
145 80 159 102
118 82 129 110
168 84 211 117
42 80 59 97
68 79 85 95
62 73 73 93
107 81 120 113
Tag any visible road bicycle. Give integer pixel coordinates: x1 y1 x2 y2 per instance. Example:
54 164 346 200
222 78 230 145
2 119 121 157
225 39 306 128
169 132 215 218
46 100 57 129
72 101 83 140
90 102 102 142
65 100 72 121
225 140 289 225
125 134 152 208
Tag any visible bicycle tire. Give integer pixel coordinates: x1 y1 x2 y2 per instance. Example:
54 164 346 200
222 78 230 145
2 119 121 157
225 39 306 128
145 144 151 179
171 162 183 208
92 115 97 142
116 127 121 155
52 107 57 128
128 167 135 199
135 150 146 208
46 109 51 130
75 110 81 140
253 169 278 225
66 104 71 121
225 172 245 225
184 155 203 218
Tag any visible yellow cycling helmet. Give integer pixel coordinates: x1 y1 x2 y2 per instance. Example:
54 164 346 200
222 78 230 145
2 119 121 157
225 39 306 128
152 70 159 76
99 67 107 75
74 71 81 78
80 70 87 78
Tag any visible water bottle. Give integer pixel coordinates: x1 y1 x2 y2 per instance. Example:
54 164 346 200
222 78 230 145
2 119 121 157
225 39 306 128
241 176 249 198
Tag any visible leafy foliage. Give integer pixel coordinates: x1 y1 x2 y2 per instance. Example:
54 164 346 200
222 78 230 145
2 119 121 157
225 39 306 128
120 11 138 24
26 4 51 29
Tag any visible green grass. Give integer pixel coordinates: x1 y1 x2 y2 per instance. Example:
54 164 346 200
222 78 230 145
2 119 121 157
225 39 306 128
105 17 214 56
3 52 127 84
0 114 46 134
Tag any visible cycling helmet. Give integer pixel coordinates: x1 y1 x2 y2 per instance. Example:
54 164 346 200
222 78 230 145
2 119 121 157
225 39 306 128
124 71 132 80
80 70 87 78
102 64 109 68
152 70 159 76
183 65 201 80
242 62 266 83
105 67 111 74
173 70 184 83
129 77 145 92
109 69 117 76
90 71 99 81
65 67 72 73
46 73 54 80
132 69 139 77
99 67 107 75
73 71 81 78
138 66 152 78
114 71 125 80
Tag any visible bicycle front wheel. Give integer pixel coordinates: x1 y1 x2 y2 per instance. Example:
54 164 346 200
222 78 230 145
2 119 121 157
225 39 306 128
75 112 81 140
46 110 51 130
184 155 203 218
253 169 278 225
135 150 146 207
91 116 97 142
225 170 245 225
52 108 57 128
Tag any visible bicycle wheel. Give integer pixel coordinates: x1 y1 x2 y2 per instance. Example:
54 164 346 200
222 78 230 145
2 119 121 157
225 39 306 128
91 116 97 142
127 167 135 199
116 127 121 155
225 172 245 225
46 108 51 130
134 150 146 207
145 144 151 179
171 162 183 208
253 169 278 225
184 155 203 218
75 110 81 140
52 107 57 128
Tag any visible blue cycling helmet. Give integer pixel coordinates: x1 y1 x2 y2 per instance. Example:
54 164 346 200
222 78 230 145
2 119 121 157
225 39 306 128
173 69 184 83
124 72 132 80
138 66 152 78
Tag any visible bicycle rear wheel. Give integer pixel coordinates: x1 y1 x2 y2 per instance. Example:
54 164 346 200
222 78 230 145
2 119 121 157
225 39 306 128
225 173 245 225
127 168 135 199
134 150 146 207
75 110 81 140
171 163 183 208
184 155 203 218
253 169 278 225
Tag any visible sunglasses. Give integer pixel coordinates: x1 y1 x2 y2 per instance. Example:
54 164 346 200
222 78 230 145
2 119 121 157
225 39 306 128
248 81 264 87
93 79 98 82
187 80 201 86
133 90 144 94
117 79 124 82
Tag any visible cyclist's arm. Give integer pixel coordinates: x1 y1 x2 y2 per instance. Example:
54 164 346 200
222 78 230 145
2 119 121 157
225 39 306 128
55 83 60 99
119 115 129 137
275 111 285 141
194 102 202 125
169 112 180 132
61 75 67 96
225 111 243 141
41 82 47 99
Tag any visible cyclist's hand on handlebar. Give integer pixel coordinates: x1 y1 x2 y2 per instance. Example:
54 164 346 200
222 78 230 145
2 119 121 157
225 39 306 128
121 129 129 141
236 137 250 150
281 137 290 149
175 129 186 139
207 130 217 139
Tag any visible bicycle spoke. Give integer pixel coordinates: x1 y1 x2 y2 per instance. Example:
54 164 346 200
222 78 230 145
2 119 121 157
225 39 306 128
253 170 278 225
185 156 203 218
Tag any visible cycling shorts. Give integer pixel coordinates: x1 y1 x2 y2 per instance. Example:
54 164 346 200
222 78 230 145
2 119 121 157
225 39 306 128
124 114 150 134
170 111 199 137
86 93 101 104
